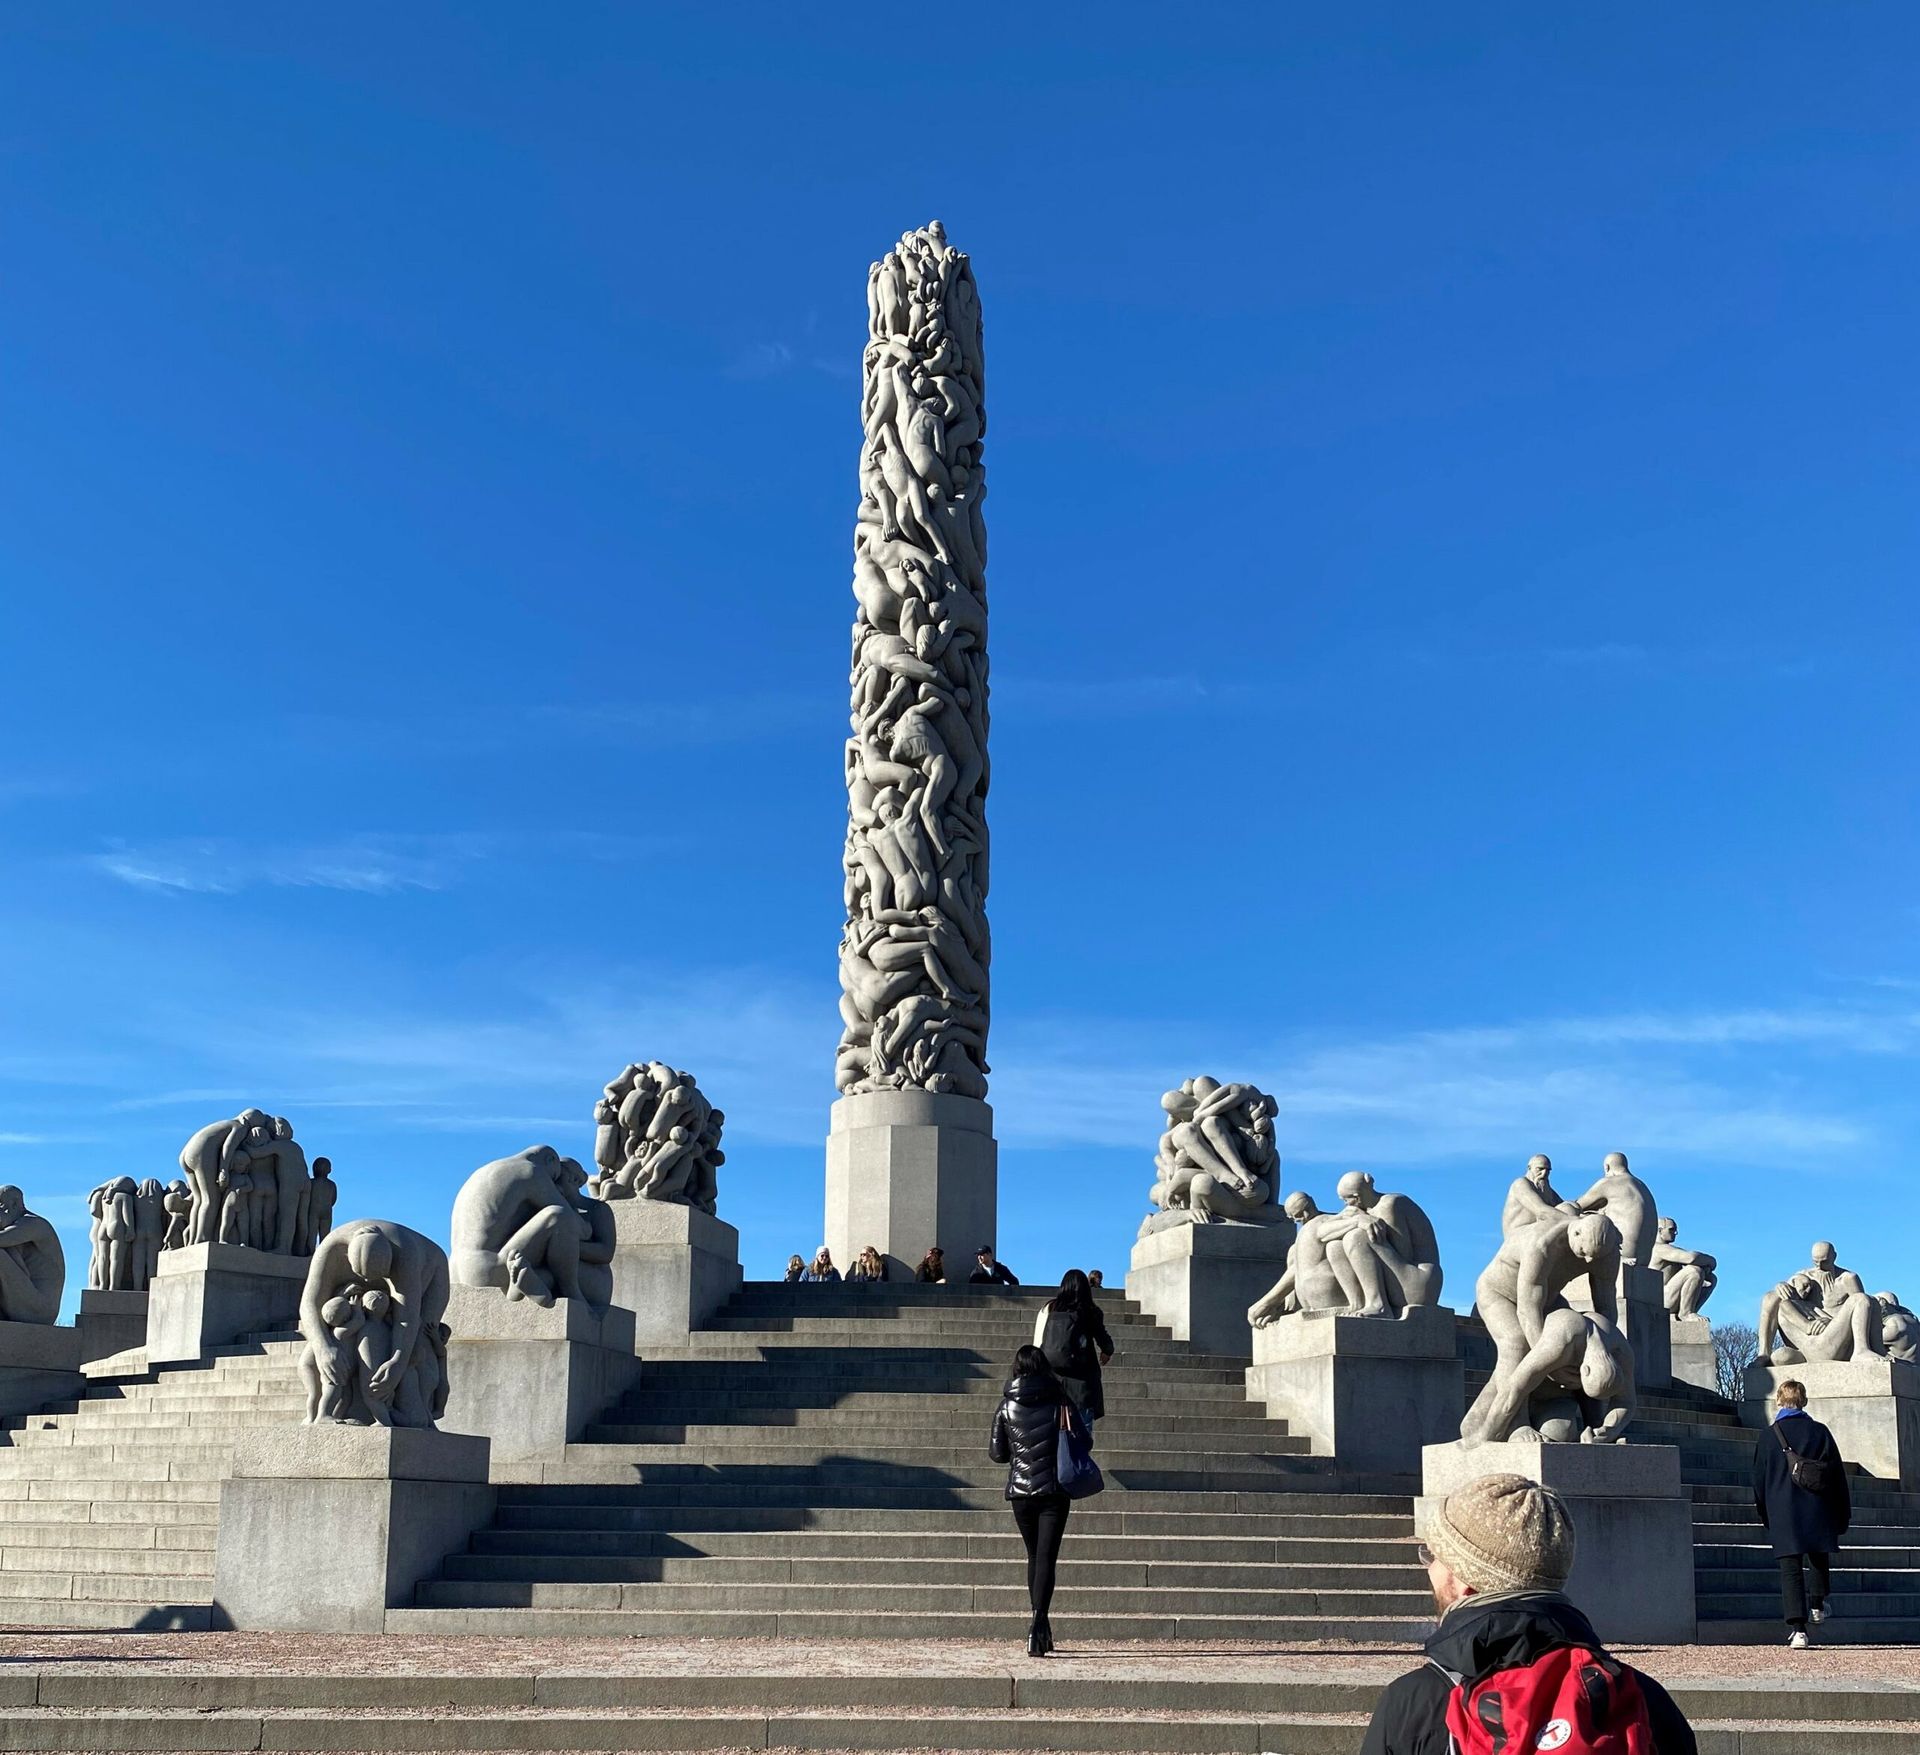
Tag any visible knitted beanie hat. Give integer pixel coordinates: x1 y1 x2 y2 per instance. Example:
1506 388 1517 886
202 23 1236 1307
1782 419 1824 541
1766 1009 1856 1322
1427 1472 1576 1594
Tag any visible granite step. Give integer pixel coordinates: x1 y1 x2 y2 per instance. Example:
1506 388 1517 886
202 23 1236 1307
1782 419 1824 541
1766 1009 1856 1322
489 1503 1414 1537
466 1529 1416 1563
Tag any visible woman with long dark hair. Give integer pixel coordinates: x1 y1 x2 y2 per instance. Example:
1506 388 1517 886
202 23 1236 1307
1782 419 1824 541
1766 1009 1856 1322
988 1342 1073 1656
1037 1268 1114 1424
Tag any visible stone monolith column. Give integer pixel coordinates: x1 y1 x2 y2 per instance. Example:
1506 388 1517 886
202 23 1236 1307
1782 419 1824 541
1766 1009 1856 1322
825 222 997 1278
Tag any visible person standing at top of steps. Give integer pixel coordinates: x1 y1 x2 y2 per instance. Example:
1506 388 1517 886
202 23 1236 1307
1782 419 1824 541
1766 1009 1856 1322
1037 1268 1114 1424
988 1343 1075 1659
970 1243 1019 1284
1360 1473 1696 1755
1753 1377 1851 1647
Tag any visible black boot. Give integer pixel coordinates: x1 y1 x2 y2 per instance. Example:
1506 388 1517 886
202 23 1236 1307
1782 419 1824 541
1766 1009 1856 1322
1038 1615 1055 1655
1026 1622 1046 1658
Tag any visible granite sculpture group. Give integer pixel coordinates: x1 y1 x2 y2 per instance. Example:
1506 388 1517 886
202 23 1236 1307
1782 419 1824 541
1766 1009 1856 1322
591 1063 724 1212
1140 1078 1285 1234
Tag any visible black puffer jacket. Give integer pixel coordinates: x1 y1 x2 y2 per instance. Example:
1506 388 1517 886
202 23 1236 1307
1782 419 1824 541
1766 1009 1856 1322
988 1371 1065 1499
1359 1592 1696 1755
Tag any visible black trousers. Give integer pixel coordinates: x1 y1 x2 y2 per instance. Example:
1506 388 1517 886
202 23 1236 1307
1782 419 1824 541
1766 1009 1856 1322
1011 1491 1072 1624
1780 1552 1832 1628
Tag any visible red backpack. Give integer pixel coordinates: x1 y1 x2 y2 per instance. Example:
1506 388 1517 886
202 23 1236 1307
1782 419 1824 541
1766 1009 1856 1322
1444 1646 1654 1755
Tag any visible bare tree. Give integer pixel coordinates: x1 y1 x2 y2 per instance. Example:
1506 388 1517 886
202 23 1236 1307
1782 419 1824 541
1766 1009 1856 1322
1712 1321 1759 1401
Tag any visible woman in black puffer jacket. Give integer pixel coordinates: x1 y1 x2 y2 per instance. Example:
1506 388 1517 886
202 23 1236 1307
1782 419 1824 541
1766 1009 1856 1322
988 1344 1073 1657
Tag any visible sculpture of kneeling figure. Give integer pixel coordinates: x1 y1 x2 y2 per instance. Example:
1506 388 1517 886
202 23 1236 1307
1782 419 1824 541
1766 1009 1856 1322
450 1144 614 1314
298 1219 450 1430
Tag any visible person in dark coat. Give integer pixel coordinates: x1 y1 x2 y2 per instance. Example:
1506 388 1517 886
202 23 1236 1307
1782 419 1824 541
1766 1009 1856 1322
1361 1473 1696 1755
1752 1376 1852 1645
987 1344 1073 1657
1037 1268 1114 1423
969 1243 1019 1285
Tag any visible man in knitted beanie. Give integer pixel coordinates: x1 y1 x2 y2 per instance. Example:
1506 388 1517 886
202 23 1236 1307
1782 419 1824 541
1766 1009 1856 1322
1360 1473 1696 1755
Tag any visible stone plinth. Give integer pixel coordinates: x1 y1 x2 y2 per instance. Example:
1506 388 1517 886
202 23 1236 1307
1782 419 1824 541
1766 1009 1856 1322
1419 1440 1694 1644
1127 1221 1294 1361
1565 1262 1671 1391
1246 1305 1463 1477
606 1201 741 1347
1670 1314 1718 1395
1742 1358 1920 1485
148 1243 308 1366
441 1285 641 1466
213 1425 495 1633
0 1319 83 1419
825 1091 997 1284
76 1289 149 1366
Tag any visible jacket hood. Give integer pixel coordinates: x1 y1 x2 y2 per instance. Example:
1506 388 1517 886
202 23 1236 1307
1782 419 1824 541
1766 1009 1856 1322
1005 1371 1062 1405
1423 1590 1604 1684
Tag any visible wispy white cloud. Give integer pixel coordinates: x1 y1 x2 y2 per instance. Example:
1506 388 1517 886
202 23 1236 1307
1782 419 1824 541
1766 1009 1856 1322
83 831 672 897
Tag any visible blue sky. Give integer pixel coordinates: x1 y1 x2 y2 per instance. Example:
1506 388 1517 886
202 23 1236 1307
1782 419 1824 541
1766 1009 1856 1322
2 7 1916 1323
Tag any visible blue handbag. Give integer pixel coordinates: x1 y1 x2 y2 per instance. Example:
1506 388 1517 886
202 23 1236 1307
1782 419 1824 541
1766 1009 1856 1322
1055 1411 1105 1500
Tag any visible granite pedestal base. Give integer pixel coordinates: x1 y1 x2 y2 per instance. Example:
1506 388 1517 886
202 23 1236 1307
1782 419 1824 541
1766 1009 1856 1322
1127 1221 1294 1360
1565 1262 1672 1391
1670 1314 1718 1394
441 1285 641 1467
0 1319 83 1419
148 1243 308 1366
213 1425 494 1633
1246 1305 1463 1477
825 1091 997 1284
1420 1439 1695 1643
76 1288 149 1365
1742 1358 1920 1485
606 1201 741 1347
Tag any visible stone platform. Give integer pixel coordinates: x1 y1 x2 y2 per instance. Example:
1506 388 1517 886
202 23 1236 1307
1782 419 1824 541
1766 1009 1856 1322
0 1634 1917 1752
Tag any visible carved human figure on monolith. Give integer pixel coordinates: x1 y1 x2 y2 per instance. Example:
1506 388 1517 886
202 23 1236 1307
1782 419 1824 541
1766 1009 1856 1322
1461 1211 1625 1446
591 1063 724 1213
1468 1305 1637 1446
1140 1077 1284 1235
1572 1152 1658 1265
1651 1217 1717 1319
1501 1154 1574 1238
161 1180 191 1251
1758 1242 1882 1364
301 1158 336 1254
1249 1192 1349 1323
451 1144 615 1314
0 1186 65 1325
297 1219 450 1429
86 1176 138 1291
836 221 992 1103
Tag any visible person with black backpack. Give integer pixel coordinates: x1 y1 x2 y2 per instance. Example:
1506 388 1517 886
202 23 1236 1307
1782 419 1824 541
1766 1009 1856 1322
1752 1376 1851 1647
1360 1472 1696 1755
987 1344 1076 1657
1035 1268 1114 1423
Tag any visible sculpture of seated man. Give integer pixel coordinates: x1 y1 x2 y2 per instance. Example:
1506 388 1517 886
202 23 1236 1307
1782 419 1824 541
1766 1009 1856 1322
1332 1171 1443 1316
1759 1242 1879 1365
450 1144 615 1313
1651 1217 1717 1319
1470 1305 1637 1447
0 1185 65 1325
1141 1076 1286 1234
1248 1192 1355 1324
1501 1154 1576 1239
1461 1212 1623 1448
1571 1151 1658 1265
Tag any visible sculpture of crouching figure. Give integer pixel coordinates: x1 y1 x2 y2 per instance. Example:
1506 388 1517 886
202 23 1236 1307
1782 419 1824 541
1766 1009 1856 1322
1651 1216 1717 1319
0 1185 64 1325
450 1145 615 1315
1248 1174 1443 1326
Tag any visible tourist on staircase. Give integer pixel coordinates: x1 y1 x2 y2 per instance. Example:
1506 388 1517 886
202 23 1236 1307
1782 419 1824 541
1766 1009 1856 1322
1752 1377 1851 1647
988 1342 1075 1658
969 1242 1019 1284
783 1254 806 1282
915 1245 948 1282
847 1244 886 1283
1037 1268 1114 1425
1360 1473 1696 1755
804 1246 841 1283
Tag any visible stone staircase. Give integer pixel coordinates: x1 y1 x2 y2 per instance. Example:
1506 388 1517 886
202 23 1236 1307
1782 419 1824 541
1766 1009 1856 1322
2 1656 1919 1752
0 1331 306 1630
397 1282 1434 1640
